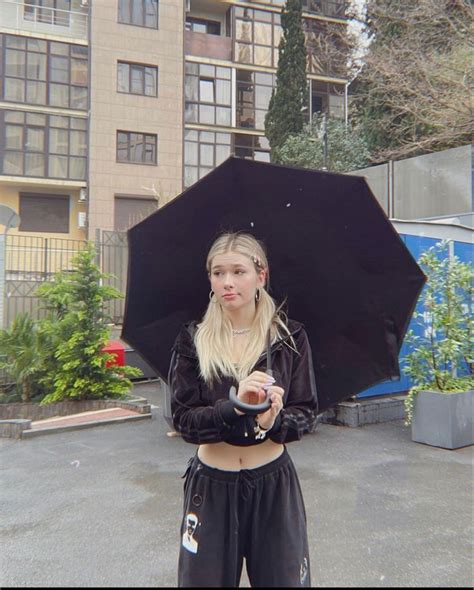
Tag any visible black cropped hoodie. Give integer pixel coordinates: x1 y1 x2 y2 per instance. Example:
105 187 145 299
170 319 319 446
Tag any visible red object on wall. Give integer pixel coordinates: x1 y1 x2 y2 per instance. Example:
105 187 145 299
103 340 125 367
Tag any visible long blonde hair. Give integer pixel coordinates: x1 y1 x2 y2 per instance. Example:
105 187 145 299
195 232 292 384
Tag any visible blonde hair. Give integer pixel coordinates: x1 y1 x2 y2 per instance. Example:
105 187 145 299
195 232 293 384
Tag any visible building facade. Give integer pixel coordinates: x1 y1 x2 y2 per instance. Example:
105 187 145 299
0 0 348 239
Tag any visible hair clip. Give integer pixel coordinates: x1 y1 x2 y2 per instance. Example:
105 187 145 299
252 254 262 268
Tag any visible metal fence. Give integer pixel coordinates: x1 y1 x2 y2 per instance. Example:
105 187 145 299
1 231 128 330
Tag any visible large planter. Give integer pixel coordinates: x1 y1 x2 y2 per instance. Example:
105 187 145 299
411 389 473 449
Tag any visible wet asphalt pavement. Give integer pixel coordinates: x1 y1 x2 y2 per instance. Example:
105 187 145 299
1 381 472 588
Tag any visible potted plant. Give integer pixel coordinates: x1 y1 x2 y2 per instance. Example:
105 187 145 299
403 240 473 449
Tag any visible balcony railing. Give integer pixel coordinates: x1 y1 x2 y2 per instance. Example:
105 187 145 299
185 29 232 61
0 0 88 41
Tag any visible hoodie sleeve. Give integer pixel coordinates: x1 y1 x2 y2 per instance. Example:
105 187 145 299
170 326 240 444
268 327 319 444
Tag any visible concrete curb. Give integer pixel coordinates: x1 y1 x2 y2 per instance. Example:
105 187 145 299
21 412 152 438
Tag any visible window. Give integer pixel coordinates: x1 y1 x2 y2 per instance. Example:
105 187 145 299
185 63 231 127
117 131 157 164
185 17 221 35
117 62 158 96
184 129 231 187
1 33 88 110
236 70 275 130
19 193 70 233
24 0 72 27
303 18 348 77
114 196 158 231
118 0 159 29
234 134 270 162
1 110 87 180
234 7 281 68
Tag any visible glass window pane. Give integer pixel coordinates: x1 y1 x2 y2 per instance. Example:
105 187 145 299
255 72 273 85
144 136 156 163
200 64 215 78
216 144 230 165
144 67 157 96
70 86 88 110
5 125 23 149
49 155 68 178
236 43 252 64
216 132 231 145
49 83 69 107
50 115 69 128
184 103 198 123
5 49 26 77
255 45 272 66
216 107 231 127
27 52 47 80
27 38 47 52
199 104 214 125
184 130 198 141
255 9 272 23
71 45 88 58
50 42 69 56
216 67 231 80
71 117 87 130
69 130 86 156
129 133 143 162
145 0 158 28
200 79 214 103
200 132 214 142
118 0 129 23
25 153 45 176
200 144 213 167
185 76 199 102
50 56 69 83
71 59 88 85
4 78 25 102
26 127 44 151
199 167 212 179
131 0 144 25
5 111 25 123
69 157 86 179
185 62 198 75
185 142 198 166
254 150 270 162
26 80 47 104
6 36 26 49
117 132 129 161
236 20 252 42
255 84 272 109
216 80 231 105
3 152 23 175
118 62 129 92
50 128 69 154
255 110 266 129
255 22 272 45
184 166 198 188
131 66 144 94
26 112 46 126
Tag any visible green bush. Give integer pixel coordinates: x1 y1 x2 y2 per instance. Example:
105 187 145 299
403 240 474 424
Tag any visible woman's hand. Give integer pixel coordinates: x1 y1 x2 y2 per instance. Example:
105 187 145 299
256 385 284 430
234 371 275 416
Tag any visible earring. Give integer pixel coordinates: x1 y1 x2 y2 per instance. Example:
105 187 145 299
255 289 261 302
209 290 215 302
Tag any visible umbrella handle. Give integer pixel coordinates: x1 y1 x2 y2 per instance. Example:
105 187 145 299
228 386 272 416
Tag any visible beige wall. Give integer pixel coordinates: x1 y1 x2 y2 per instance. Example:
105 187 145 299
88 0 184 237
0 183 86 241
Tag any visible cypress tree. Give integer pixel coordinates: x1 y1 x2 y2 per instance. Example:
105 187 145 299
264 0 308 161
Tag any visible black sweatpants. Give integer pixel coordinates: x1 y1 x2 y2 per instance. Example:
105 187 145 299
178 447 311 588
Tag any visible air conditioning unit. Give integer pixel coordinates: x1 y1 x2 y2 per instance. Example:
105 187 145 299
78 212 87 228
79 187 88 203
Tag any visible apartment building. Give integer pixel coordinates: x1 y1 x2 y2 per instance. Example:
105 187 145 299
0 0 348 239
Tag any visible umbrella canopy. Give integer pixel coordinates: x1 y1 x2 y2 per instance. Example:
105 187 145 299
121 156 426 413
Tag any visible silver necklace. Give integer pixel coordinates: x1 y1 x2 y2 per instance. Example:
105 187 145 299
232 328 251 336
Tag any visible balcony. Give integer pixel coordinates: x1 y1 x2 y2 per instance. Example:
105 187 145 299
0 0 88 41
185 30 232 61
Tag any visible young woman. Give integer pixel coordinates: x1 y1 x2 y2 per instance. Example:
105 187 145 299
170 232 318 588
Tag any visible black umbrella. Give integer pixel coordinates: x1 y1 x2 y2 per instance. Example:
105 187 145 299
121 156 426 414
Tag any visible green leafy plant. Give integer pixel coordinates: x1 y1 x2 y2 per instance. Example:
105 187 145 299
37 243 141 405
0 313 49 402
277 113 370 172
403 240 474 424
